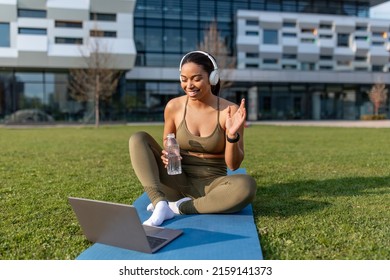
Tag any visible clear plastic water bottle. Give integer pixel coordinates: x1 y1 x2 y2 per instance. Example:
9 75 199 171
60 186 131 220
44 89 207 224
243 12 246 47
166 133 182 175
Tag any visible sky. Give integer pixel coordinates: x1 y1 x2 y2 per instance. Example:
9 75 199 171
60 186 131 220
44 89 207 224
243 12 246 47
370 0 390 19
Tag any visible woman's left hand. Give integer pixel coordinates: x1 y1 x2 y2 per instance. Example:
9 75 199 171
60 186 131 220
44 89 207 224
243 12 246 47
226 98 246 137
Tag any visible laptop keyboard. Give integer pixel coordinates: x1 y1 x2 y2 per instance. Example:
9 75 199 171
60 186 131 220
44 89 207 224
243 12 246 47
147 236 167 249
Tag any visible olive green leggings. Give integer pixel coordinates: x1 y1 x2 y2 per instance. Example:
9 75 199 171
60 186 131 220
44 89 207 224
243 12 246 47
129 131 257 214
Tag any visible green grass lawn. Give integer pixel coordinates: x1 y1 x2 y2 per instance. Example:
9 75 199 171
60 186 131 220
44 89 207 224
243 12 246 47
0 124 389 260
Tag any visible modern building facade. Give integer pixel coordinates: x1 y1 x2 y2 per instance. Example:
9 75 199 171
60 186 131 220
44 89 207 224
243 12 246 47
1 0 389 123
235 8 390 120
0 0 136 122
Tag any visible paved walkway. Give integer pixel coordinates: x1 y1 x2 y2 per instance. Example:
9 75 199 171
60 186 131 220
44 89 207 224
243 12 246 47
250 120 390 128
2 120 390 128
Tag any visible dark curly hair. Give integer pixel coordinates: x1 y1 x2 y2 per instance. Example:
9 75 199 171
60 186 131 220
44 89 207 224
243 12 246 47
180 51 221 96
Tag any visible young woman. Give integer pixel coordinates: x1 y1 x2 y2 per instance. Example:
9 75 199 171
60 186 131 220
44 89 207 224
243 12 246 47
129 51 257 226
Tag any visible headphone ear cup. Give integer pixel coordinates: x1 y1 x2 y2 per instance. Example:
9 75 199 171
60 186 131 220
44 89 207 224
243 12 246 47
209 70 219 86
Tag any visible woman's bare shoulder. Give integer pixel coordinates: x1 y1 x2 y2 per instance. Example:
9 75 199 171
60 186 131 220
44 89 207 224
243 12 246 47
164 96 187 122
165 95 186 111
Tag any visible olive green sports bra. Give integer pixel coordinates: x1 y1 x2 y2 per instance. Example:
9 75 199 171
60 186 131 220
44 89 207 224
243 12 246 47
176 97 225 155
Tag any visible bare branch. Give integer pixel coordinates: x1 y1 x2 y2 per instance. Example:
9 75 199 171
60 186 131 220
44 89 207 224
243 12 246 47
367 83 388 116
198 21 236 91
68 21 122 127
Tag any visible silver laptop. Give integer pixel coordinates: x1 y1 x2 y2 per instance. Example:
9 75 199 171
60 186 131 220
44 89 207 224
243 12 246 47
68 197 183 253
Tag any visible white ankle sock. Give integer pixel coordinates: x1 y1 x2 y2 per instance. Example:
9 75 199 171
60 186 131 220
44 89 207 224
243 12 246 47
168 197 192 214
146 203 154 212
143 201 174 226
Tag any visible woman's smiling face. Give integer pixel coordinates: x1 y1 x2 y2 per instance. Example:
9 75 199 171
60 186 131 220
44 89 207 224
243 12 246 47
180 62 212 99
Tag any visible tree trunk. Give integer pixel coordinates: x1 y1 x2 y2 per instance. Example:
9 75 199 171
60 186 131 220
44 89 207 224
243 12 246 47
95 74 100 128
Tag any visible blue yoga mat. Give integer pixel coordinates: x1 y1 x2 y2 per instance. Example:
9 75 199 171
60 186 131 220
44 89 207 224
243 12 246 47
76 168 263 260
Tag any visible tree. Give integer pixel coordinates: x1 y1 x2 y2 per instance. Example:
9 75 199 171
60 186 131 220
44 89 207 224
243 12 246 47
197 21 236 91
367 83 388 116
68 29 122 128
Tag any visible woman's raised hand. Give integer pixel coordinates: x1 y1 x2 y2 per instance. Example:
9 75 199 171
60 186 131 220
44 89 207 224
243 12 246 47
226 98 246 136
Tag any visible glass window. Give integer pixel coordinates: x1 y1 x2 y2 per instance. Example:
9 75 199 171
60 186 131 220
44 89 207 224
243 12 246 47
357 2 369 18
282 32 296 37
55 37 83 44
372 65 384 72
319 23 332 30
337 33 349 47
134 0 145 17
44 72 68 83
246 31 259 36
182 0 198 19
328 1 341 15
298 0 309 12
18 28 47 35
144 0 163 18
90 30 117 38
355 25 367 31
146 18 163 27
355 36 367 41
233 1 249 12
182 29 198 52
182 20 198 28
282 0 296 12
320 55 333 60
283 64 297 69
135 27 145 51
283 21 296 28
15 72 44 83
372 32 384 38
262 96 272 112
145 28 163 51
134 18 145 26
90 13 116 22
301 38 315 43
343 1 356 16
263 29 278 44
319 65 333 70
246 20 259 26
250 1 264 10
165 19 181 28
371 41 384 46
283 54 296 59
355 67 368 71
266 0 281 11
217 1 231 21
17 83 45 109
199 0 215 19
145 53 164 67
263 59 278 64
163 53 182 67
164 28 181 52
17 9 46 18
301 63 315 70
0 23 10 47
14 72 45 109
55 21 83 28
337 60 351 66
163 0 181 19
355 56 367 62
246 53 259 58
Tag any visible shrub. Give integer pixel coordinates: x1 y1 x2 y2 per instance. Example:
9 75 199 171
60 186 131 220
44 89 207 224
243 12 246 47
360 114 387 120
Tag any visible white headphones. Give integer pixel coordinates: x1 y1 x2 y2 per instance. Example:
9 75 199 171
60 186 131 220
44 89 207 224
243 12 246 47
179 51 220 86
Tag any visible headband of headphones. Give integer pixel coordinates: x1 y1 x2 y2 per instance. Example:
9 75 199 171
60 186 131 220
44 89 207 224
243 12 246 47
179 51 219 85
